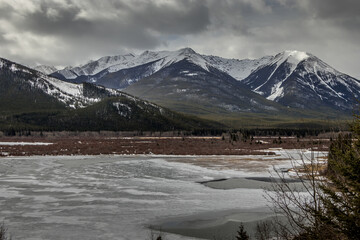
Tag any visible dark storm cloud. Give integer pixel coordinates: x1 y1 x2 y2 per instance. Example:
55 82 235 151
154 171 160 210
311 0 360 19
130 1 209 35
0 0 359 78
301 0 360 33
10 0 209 42
23 2 90 36
0 0 210 59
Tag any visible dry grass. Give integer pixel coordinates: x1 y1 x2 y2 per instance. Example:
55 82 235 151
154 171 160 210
0 135 331 157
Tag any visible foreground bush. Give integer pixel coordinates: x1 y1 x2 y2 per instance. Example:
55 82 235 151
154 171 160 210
266 116 360 239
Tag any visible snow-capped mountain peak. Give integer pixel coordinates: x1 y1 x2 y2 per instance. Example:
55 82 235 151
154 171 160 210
251 50 311 98
33 65 58 75
242 50 360 111
179 47 197 55
273 50 310 66
51 48 360 113
137 47 209 71
55 48 211 81
0 57 129 109
56 53 137 79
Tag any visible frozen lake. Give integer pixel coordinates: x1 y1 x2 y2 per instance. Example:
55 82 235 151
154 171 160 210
0 150 326 239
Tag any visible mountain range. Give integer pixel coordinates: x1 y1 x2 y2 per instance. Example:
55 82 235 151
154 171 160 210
46 48 359 119
0 47 357 131
0 57 219 132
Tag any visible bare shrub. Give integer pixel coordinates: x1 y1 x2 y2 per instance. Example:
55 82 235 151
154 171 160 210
0 222 11 240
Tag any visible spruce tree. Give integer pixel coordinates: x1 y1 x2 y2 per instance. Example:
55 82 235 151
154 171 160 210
236 223 249 240
319 116 360 239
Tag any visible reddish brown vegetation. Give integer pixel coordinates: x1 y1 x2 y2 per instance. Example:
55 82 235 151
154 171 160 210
0 135 330 157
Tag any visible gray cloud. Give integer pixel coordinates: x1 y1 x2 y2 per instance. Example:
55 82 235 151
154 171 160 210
311 0 360 19
0 0 359 78
130 0 210 34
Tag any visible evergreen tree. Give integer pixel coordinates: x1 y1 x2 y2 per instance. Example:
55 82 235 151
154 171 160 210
319 116 360 239
236 223 249 240
266 115 360 240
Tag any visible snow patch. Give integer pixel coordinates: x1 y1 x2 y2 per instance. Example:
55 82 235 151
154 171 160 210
176 89 187 93
112 102 132 117
185 73 198 76
267 81 284 101
0 142 53 146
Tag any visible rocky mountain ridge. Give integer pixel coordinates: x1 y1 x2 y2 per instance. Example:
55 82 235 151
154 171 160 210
50 48 360 112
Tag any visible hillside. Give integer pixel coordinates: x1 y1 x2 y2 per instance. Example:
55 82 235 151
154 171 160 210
0 57 220 132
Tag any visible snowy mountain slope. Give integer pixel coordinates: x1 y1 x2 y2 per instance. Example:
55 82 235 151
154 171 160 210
54 47 277 90
56 53 136 79
242 51 360 110
54 48 210 81
0 57 133 109
33 65 58 75
124 59 284 116
202 54 273 81
33 48 360 115
0 57 222 131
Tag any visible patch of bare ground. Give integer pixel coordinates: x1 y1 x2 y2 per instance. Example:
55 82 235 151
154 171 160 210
0 133 331 157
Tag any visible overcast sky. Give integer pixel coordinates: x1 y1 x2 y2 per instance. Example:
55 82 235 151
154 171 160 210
0 0 359 78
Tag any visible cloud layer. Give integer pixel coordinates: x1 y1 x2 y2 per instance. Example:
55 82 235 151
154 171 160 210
0 0 359 77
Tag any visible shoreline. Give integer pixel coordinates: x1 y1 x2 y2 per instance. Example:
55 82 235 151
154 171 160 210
151 207 281 240
153 175 308 239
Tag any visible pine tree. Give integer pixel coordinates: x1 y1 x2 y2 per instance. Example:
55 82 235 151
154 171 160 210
266 115 360 239
319 116 360 239
236 223 249 240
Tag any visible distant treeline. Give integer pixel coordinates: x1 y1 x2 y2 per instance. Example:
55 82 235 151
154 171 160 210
0 127 346 137
191 127 345 136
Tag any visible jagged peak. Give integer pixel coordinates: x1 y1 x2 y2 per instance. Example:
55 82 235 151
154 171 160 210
33 64 58 71
95 53 136 62
276 50 310 65
34 64 56 68
178 47 197 55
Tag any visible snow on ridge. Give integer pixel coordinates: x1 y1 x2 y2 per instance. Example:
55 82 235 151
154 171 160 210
203 54 273 81
135 47 209 71
256 50 310 91
268 50 309 71
43 75 83 97
256 51 310 95
56 53 137 78
57 48 211 79
56 68 79 79
1 57 154 110
282 50 309 65
26 74 91 108
55 48 312 83
34 65 58 75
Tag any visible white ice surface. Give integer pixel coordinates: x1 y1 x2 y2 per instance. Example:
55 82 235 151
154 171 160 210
0 142 53 146
0 150 327 240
